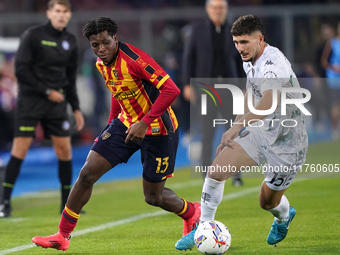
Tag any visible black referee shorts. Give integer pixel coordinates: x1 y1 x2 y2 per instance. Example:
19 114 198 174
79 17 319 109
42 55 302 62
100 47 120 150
14 95 71 138
91 119 179 183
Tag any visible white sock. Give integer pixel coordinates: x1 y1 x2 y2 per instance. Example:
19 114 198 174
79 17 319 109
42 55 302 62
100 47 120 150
201 177 226 222
268 195 290 224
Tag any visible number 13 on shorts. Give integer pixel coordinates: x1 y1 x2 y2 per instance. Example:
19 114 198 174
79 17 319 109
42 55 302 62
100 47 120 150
155 157 169 173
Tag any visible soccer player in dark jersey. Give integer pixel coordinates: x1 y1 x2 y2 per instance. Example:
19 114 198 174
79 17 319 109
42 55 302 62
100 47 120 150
0 0 84 218
32 17 201 251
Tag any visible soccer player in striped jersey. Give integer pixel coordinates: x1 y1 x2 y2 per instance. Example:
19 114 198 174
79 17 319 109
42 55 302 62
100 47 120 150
32 17 200 251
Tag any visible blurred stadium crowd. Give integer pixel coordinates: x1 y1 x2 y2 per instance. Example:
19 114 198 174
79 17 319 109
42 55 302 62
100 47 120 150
0 0 340 151
0 0 336 13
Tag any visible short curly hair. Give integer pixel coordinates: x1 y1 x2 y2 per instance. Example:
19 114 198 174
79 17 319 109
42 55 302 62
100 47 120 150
231 15 266 41
82 17 118 40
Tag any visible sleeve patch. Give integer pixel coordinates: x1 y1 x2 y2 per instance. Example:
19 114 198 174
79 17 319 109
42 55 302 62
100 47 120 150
137 58 147 67
263 70 278 78
145 65 155 75
156 75 164 81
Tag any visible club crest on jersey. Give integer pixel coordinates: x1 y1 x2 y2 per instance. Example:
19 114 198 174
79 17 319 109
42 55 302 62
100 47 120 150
102 131 111 140
62 40 70 50
113 70 119 79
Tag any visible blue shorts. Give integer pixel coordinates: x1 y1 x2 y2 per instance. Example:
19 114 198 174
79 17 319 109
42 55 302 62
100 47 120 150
91 119 179 183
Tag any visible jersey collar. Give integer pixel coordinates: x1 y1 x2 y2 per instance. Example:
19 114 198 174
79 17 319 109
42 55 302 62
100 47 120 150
245 44 270 77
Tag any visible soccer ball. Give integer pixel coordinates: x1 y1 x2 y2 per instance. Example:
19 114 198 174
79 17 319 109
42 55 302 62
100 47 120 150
194 220 231 254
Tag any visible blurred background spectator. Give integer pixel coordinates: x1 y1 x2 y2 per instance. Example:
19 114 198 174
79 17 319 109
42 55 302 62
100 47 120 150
181 0 244 186
321 21 340 140
313 23 335 129
0 52 17 151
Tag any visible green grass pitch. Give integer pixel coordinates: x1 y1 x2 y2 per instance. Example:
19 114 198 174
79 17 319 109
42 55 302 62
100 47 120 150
0 141 339 254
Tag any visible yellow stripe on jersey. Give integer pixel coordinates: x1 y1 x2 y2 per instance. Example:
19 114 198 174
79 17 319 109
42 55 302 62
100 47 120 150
169 107 178 130
96 61 111 91
155 74 170 89
118 59 141 124
120 111 130 127
120 59 149 117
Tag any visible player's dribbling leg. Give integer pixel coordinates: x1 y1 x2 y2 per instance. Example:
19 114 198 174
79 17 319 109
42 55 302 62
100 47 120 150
267 206 296 245
175 143 256 251
175 177 226 251
143 178 201 237
200 177 226 222
260 183 296 245
32 151 113 251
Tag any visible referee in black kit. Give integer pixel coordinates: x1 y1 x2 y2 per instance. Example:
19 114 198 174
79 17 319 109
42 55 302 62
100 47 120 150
0 0 84 218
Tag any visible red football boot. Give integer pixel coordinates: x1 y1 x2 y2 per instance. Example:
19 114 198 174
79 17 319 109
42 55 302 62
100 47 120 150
182 202 201 236
32 232 70 251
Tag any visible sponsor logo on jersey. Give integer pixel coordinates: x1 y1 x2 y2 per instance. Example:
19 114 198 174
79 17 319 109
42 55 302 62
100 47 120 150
265 60 274 65
115 90 137 100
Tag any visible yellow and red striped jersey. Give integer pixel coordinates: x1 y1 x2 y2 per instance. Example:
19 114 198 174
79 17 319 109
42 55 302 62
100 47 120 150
96 42 179 136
